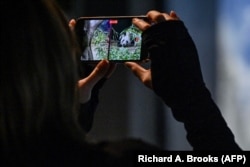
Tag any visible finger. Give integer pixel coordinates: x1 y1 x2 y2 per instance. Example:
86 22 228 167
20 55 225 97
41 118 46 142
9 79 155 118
147 10 178 22
133 18 151 31
125 62 152 88
78 60 110 88
69 19 76 30
147 10 167 23
125 62 146 77
161 13 175 20
169 11 180 20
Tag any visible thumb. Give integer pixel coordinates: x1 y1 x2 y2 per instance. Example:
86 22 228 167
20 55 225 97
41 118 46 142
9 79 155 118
79 60 110 88
125 62 146 79
125 62 152 89
78 60 110 103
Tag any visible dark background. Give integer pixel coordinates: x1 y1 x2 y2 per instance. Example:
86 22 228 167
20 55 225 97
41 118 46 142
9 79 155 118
56 0 217 150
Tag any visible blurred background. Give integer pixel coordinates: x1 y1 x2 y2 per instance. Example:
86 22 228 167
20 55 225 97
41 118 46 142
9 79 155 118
57 0 250 150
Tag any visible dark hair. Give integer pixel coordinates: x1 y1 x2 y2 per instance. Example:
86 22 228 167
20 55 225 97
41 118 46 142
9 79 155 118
0 0 84 151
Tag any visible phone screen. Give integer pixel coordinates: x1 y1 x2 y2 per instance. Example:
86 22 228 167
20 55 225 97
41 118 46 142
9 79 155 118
75 16 146 62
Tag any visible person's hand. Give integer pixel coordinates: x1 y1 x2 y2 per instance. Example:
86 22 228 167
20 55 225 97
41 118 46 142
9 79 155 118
69 19 116 103
126 10 206 111
125 10 179 90
78 59 115 103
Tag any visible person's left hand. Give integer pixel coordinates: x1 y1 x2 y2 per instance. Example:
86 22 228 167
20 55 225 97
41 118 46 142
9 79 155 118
78 59 115 103
69 19 116 103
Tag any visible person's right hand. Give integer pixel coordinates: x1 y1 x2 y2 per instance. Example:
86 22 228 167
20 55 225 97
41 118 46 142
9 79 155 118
126 10 206 110
125 10 179 90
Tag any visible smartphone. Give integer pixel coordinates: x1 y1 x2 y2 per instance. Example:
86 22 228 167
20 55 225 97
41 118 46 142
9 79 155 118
74 16 148 63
